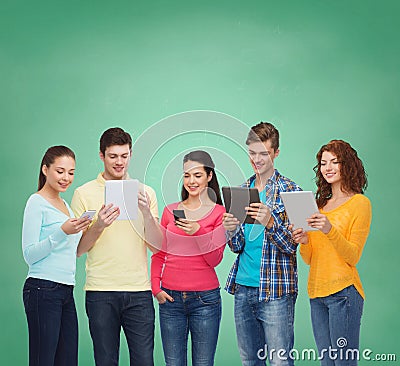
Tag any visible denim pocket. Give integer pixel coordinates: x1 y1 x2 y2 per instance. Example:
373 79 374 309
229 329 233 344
234 283 241 293
86 291 115 303
39 283 61 292
331 286 350 302
25 278 60 291
198 288 221 305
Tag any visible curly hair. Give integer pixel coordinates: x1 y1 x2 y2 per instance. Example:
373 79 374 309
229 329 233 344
314 140 367 208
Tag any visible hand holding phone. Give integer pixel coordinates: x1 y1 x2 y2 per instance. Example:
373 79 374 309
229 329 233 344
173 209 186 222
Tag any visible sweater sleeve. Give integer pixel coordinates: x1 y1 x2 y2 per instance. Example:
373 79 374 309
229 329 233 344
70 188 86 218
22 196 68 266
150 250 166 296
299 235 312 265
197 208 226 267
326 197 372 266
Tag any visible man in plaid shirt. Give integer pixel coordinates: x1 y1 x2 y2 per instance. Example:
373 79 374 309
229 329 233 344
223 122 301 366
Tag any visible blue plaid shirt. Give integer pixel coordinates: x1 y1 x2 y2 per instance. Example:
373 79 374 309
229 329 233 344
225 169 302 301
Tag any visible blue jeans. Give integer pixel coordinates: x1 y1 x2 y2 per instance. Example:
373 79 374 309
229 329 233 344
234 284 296 366
85 290 155 366
159 287 222 366
310 285 364 366
23 277 78 366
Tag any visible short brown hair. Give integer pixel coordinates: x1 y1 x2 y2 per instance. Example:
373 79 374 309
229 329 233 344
246 122 279 150
100 127 132 155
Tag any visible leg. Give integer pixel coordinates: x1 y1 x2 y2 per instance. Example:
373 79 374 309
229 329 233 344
190 288 222 366
23 278 64 366
310 297 335 366
54 287 78 366
234 285 266 366
121 291 155 366
326 286 364 366
159 289 188 366
258 293 297 366
85 291 122 366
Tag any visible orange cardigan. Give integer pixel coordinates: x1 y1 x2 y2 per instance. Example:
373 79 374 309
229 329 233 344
300 194 372 299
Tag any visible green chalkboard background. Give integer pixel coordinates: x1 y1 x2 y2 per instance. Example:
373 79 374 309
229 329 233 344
1 0 399 364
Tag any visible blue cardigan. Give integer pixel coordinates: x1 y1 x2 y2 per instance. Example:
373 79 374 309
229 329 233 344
22 194 82 285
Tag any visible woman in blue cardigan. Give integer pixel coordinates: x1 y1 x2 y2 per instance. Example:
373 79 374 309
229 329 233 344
22 146 91 366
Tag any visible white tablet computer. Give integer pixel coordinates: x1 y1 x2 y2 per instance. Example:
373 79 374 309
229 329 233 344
222 186 260 224
280 191 319 231
105 179 139 220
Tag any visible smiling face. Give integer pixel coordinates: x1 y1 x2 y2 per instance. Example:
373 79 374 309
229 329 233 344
42 155 75 193
100 144 131 180
183 160 212 199
248 140 279 178
320 151 342 186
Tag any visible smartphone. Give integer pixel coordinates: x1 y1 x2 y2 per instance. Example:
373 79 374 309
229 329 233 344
80 210 96 220
173 209 186 221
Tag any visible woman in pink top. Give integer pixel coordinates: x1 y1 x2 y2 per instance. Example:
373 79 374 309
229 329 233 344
151 150 226 366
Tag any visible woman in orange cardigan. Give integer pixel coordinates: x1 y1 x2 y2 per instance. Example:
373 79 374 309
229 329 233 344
292 140 371 366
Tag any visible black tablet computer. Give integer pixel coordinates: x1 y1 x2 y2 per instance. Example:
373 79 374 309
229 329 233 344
222 186 260 224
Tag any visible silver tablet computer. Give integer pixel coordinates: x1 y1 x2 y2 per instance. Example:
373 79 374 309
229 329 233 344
280 191 319 231
105 179 139 220
222 186 260 224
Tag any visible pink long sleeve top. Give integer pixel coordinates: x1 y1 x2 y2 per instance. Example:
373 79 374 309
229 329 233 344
151 202 226 296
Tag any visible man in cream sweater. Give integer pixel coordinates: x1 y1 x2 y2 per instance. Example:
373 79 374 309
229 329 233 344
71 127 158 366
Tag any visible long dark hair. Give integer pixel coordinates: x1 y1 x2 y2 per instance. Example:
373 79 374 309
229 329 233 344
314 140 367 208
181 150 223 205
38 146 76 190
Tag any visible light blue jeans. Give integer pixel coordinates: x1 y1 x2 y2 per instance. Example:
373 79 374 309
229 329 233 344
310 285 364 366
159 287 222 366
234 284 296 366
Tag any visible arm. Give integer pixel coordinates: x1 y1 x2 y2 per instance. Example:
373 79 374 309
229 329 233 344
290 226 312 264
198 210 227 267
22 198 68 265
139 188 161 253
222 212 245 253
326 202 371 266
299 237 312 265
202 244 225 268
150 250 166 296
228 227 246 253
197 225 226 267
267 209 298 255
306 197 372 266
71 188 120 257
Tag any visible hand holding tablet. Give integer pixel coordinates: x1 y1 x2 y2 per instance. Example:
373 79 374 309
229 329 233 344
280 191 319 232
105 179 139 220
222 187 261 224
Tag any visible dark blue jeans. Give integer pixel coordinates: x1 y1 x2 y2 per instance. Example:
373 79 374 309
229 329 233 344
159 287 222 366
310 285 364 366
23 277 78 366
85 290 155 366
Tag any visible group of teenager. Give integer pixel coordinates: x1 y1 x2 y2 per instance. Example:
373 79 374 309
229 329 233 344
22 122 372 366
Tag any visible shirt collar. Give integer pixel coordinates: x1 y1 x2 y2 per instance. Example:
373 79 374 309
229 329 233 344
247 169 279 187
96 172 131 185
